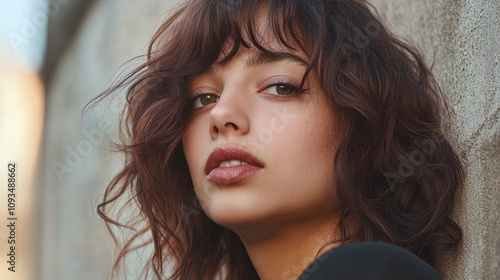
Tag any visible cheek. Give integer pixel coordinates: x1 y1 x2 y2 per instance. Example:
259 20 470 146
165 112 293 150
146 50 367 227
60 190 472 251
182 117 207 173
284 108 337 159
277 105 338 187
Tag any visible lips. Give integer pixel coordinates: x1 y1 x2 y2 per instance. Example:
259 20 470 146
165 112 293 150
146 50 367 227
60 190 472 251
205 145 264 185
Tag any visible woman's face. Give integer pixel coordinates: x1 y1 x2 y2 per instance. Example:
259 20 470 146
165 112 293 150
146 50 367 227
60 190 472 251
182 41 339 234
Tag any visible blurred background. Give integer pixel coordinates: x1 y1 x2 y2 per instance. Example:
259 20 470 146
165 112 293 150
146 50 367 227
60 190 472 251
0 0 499 279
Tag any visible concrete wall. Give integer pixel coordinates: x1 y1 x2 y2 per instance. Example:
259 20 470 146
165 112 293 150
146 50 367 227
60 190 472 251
43 0 96 82
370 1 500 279
40 0 182 279
40 0 499 279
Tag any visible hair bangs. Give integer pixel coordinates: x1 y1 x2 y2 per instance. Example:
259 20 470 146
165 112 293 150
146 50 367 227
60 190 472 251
158 0 322 74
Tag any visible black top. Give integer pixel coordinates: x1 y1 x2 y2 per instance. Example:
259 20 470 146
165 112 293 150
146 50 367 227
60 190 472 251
298 242 442 280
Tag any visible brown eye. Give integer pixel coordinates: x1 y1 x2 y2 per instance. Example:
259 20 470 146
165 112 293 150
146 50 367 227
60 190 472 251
192 94 219 109
266 83 299 96
276 84 295 95
201 95 218 105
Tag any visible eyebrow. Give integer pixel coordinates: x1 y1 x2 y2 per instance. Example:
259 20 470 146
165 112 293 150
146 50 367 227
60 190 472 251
244 52 309 69
196 51 309 77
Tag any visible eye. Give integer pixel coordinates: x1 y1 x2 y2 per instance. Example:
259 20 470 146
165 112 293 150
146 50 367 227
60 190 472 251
264 83 300 96
192 94 219 109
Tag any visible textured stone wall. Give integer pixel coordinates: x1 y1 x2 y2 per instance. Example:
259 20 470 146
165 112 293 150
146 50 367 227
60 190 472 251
40 0 499 279
40 0 182 279
43 0 95 82
370 1 500 279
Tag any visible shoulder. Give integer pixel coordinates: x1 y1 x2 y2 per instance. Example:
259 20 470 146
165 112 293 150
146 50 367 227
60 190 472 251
298 242 442 280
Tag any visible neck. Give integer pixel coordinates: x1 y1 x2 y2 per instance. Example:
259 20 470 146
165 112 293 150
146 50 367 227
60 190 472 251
236 218 340 280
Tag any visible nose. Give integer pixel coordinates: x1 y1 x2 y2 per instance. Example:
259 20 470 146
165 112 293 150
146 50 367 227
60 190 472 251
209 87 250 139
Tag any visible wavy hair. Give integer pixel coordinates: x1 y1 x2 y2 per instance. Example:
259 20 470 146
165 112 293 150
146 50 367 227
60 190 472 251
92 0 463 279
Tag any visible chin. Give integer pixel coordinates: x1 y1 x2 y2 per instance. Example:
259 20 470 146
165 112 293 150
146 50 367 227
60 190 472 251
205 199 277 231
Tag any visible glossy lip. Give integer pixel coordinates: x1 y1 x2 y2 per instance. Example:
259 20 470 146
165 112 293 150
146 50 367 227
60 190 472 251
205 145 264 185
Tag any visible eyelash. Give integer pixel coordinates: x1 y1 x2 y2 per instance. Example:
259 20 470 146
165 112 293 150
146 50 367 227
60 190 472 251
190 80 307 109
260 80 306 99
190 93 219 109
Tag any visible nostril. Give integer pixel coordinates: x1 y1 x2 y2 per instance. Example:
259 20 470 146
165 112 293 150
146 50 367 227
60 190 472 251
211 121 239 139
226 122 238 130
208 99 249 137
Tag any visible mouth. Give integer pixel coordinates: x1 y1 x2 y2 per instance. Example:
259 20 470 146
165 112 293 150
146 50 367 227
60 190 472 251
205 145 264 185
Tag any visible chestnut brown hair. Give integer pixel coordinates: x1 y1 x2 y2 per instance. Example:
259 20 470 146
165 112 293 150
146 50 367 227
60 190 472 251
92 0 463 279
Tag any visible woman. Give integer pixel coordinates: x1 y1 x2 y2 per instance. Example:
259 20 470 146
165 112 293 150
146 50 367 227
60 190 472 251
93 0 463 279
